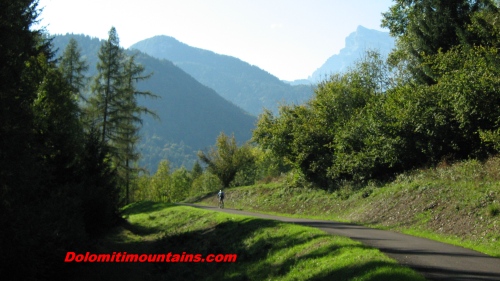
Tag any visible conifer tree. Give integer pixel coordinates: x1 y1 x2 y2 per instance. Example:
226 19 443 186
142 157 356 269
116 54 157 204
58 38 88 102
88 29 158 204
90 26 124 144
1 0 49 202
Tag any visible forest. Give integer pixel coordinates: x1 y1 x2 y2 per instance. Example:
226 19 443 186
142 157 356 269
1 1 155 279
2 0 500 280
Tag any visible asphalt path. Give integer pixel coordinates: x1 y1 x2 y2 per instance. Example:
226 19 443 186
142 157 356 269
182 203 500 281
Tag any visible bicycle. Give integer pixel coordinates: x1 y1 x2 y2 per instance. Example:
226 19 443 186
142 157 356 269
218 198 224 209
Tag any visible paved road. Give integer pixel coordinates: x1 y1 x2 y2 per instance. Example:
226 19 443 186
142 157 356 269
183 204 500 281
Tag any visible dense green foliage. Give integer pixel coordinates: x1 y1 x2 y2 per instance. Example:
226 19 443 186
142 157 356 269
130 143 289 203
381 0 499 84
198 133 255 187
0 1 120 279
254 52 393 187
254 1 500 189
130 160 222 203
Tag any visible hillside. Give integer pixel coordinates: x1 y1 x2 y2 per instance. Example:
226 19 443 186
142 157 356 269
307 26 395 83
192 157 500 258
130 36 314 115
51 34 257 171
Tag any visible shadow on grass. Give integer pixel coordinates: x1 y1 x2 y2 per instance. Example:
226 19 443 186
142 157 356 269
121 201 176 216
117 217 165 236
68 205 425 281
150 218 424 281
310 261 425 281
183 191 219 204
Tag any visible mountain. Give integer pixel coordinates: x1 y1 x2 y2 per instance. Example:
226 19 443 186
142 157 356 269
130 36 314 116
307 26 395 83
51 34 256 171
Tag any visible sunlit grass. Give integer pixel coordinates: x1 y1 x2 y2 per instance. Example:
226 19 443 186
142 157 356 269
115 202 426 281
192 157 500 257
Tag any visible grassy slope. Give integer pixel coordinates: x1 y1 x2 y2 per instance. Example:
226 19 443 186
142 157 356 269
69 202 425 281
192 158 500 257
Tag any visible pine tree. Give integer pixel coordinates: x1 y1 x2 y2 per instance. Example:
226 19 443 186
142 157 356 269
88 30 158 204
0 0 49 203
116 54 157 204
89 26 124 144
58 38 88 102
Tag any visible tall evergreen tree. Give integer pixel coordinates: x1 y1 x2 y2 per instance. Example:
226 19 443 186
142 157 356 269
90 26 124 144
1 1 93 278
116 54 157 204
58 38 88 102
1 2 124 278
89 30 158 204
0 0 49 207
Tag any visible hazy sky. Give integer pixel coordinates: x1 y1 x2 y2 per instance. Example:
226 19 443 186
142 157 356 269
36 0 394 81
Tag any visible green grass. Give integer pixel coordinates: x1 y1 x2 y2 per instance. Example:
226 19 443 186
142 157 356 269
69 201 426 280
191 157 500 257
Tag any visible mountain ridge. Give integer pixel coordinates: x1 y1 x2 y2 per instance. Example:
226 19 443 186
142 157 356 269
307 26 395 83
130 36 314 115
51 34 256 171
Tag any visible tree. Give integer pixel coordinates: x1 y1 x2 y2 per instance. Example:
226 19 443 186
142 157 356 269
191 161 203 180
382 0 498 84
0 0 49 207
0 2 123 278
254 51 391 187
428 46 500 158
198 133 255 188
115 54 157 204
0 1 58 278
79 127 120 236
58 38 89 102
170 167 191 201
151 160 171 202
32 63 83 186
88 29 157 204
89 26 124 143
190 171 222 195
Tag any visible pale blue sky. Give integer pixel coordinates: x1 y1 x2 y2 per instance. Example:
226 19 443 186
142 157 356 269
37 0 394 81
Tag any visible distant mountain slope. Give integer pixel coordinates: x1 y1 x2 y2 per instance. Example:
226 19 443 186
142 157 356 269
130 36 314 115
308 26 395 83
51 34 256 171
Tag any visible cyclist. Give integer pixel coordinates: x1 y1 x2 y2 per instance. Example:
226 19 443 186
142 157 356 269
217 190 225 208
